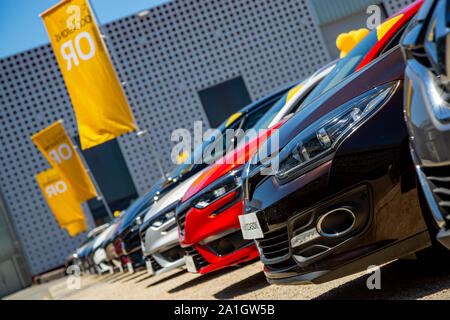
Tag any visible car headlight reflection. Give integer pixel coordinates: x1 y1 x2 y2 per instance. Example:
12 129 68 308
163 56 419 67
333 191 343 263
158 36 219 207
151 210 176 228
194 180 239 209
193 168 243 209
275 82 399 182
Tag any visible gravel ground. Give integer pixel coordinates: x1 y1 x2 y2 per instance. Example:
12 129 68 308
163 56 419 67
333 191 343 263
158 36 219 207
42 254 449 300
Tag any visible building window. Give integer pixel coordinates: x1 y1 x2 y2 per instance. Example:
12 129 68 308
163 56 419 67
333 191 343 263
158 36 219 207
198 76 251 127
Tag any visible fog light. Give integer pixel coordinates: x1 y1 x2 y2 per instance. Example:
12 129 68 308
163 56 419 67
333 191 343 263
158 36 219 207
291 228 321 248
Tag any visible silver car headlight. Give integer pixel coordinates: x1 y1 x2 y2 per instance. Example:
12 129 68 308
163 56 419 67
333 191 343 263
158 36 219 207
273 82 399 183
151 210 176 228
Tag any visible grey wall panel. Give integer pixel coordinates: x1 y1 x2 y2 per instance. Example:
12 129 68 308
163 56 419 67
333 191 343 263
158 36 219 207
310 0 382 25
101 0 332 195
0 0 412 276
383 0 416 15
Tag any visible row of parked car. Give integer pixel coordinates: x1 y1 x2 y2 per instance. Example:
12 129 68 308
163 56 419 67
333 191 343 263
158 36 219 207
67 0 449 287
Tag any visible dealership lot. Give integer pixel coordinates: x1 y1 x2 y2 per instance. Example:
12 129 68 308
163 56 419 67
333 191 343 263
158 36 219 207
6 257 449 300
2 0 450 303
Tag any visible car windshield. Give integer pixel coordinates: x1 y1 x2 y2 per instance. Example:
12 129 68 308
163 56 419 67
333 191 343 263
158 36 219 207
300 30 378 108
167 113 240 179
230 93 288 148
250 94 289 132
245 88 306 148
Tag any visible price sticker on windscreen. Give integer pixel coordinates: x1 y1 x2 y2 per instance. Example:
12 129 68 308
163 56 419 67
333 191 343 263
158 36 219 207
239 213 264 240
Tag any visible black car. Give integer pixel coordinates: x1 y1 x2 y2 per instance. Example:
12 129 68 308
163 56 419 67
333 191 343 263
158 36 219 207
401 0 450 250
239 2 432 285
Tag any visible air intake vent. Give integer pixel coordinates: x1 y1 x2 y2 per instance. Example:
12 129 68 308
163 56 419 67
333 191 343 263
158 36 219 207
422 164 450 223
256 227 289 261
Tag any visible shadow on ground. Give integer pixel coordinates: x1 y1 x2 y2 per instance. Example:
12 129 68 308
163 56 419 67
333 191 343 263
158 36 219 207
136 275 153 283
213 271 269 299
146 269 187 288
121 271 148 283
167 268 232 293
109 272 139 283
314 255 450 300
167 260 260 294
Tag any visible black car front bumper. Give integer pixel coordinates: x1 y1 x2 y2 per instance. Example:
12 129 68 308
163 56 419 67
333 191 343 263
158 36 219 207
244 88 431 284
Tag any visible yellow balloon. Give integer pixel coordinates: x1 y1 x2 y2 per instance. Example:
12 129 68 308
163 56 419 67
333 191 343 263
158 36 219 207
336 33 351 51
336 28 370 57
355 28 370 42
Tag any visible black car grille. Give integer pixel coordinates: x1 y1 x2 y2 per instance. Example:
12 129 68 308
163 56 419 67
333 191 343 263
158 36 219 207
177 206 189 236
185 246 210 270
422 164 450 224
122 227 141 253
256 227 290 261
149 255 163 272
207 230 252 257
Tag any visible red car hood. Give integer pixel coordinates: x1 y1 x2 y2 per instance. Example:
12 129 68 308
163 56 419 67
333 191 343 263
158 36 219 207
182 121 286 203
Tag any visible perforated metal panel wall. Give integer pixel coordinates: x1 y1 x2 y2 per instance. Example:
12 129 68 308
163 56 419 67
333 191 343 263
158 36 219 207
104 0 332 195
383 0 416 15
0 0 413 276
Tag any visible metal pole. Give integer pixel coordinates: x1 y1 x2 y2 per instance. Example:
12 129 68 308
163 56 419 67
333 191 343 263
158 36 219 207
73 142 115 221
62 121 115 222
87 0 167 180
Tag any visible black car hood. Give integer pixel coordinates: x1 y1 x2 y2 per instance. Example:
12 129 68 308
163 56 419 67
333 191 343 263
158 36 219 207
271 48 406 152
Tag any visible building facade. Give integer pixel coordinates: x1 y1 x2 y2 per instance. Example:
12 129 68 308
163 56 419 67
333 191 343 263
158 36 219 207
0 0 415 288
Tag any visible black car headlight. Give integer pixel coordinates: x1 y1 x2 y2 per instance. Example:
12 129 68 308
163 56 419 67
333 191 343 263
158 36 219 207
256 82 399 183
193 169 242 209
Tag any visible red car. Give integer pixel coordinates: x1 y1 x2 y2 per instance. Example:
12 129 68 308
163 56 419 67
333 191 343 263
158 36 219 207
175 0 423 275
176 123 284 274
174 67 333 274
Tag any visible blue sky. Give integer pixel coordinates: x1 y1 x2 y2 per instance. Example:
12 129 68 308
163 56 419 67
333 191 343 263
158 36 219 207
0 0 171 59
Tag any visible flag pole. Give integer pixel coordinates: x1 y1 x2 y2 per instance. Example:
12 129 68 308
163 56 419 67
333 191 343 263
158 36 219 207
60 120 115 222
86 0 167 180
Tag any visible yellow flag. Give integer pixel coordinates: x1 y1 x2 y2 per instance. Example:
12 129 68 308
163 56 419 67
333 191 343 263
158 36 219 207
66 220 88 237
40 0 137 150
31 121 97 203
36 168 87 237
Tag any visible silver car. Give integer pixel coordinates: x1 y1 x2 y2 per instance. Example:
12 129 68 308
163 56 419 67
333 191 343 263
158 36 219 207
140 169 206 276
